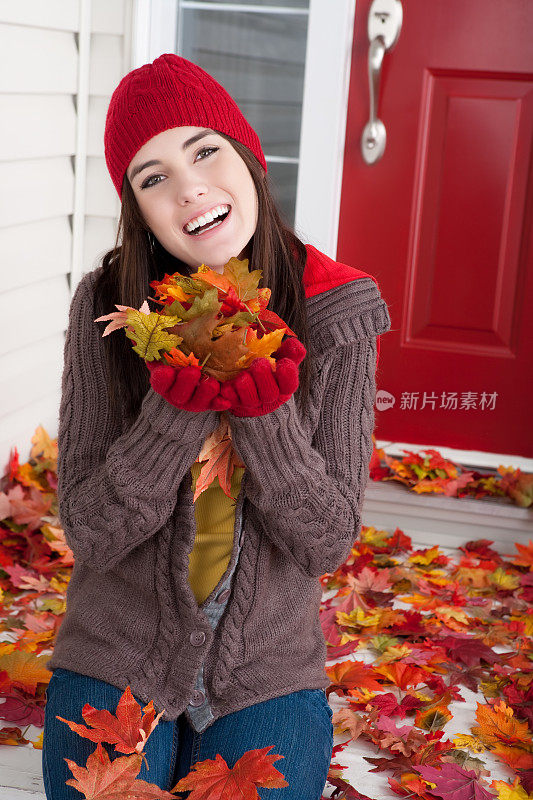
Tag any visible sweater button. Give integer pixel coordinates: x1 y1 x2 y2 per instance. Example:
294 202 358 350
189 690 205 707
190 630 206 646
217 589 230 603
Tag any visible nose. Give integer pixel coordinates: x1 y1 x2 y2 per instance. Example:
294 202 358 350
173 170 209 207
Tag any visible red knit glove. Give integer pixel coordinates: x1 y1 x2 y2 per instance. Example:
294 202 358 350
220 337 307 418
145 360 231 412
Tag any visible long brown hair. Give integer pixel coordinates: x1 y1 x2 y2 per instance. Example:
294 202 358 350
93 132 315 425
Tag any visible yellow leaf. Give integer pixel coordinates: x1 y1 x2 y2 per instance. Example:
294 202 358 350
243 327 285 360
339 632 360 645
361 527 391 547
479 678 503 698
453 734 486 753
491 777 533 799
350 688 377 702
409 689 433 702
425 575 450 587
378 645 412 663
125 308 183 360
488 568 520 590
30 425 57 461
337 608 382 628
409 546 442 566
436 606 470 626
510 614 533 636
31 731 44 750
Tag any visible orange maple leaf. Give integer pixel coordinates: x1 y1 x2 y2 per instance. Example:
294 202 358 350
490 741 533 771
472 701 532 749
171 745 288 798
388 771 435 799
193 414 245 499
374 662 428 690
161 347 200 368
0 651 52 694
57 685 164 755
326 660 383 693
189 264 235 294
65 742 174 799
513 540 533 570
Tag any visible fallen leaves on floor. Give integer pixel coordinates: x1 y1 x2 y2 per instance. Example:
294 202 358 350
319 527 533 798
0 429 531 798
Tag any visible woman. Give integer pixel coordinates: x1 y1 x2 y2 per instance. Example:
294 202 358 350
42 54 391 798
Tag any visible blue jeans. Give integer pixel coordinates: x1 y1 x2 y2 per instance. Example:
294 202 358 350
42 668 333 799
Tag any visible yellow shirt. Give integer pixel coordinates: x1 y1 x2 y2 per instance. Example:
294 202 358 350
188 462 246 606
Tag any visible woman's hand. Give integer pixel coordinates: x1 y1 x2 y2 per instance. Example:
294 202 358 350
219 337 307 418
145 360 231 412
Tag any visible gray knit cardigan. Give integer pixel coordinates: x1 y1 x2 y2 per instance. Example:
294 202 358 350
47 247 391 726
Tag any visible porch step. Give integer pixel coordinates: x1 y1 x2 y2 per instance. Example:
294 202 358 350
362 477 533 552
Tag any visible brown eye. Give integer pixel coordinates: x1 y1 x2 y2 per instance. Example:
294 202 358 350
141 174 164 189
196 146 218 161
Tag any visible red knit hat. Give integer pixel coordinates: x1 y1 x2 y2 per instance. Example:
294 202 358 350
104 53 267 199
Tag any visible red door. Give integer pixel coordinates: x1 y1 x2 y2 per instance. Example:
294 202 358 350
338 0 533 458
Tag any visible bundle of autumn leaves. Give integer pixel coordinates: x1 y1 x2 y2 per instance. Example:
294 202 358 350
94 256 296 380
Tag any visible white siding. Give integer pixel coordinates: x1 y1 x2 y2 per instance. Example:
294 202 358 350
0 0 132 465
0 95 77 159
0 0 79 30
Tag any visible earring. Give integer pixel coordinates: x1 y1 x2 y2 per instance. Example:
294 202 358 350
147 231 155 253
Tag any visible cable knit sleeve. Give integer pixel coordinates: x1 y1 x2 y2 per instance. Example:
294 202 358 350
227 280 391 578
56 271 219 574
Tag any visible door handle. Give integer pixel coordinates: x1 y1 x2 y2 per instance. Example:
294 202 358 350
361 0 403 164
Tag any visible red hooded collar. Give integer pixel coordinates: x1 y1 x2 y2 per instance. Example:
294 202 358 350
301 243 384 366
303 243 381 300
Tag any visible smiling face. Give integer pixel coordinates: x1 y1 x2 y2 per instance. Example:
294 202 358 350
126 126 259 273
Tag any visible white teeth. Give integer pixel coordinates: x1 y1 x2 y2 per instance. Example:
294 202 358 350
185 204 230 233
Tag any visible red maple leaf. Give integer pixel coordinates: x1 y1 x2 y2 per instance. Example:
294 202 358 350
171 745 288 797
438 636 499 668
57 685 163 754
418 763 495 799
